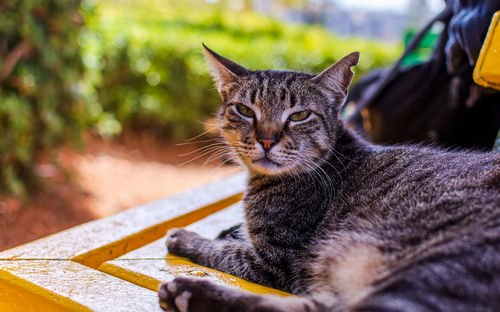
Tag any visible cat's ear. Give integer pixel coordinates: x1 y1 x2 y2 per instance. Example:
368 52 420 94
312 52 360 96
202 43 249 90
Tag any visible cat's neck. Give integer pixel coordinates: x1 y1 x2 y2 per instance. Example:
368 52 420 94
329 122 372 167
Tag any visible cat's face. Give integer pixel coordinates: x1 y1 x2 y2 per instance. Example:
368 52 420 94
216 71 337 176
204 45 359 176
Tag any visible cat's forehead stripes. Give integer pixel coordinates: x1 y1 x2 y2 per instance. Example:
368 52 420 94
244 71 312 114
284 75 299 108
249 89 257 104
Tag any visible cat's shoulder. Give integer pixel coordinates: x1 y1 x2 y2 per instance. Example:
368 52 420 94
371 142 500 160
362 143 500 177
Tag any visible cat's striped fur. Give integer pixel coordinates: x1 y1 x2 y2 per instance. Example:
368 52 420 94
159 45 500 312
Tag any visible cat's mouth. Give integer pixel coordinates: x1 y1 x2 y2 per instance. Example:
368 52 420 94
252 156 282 170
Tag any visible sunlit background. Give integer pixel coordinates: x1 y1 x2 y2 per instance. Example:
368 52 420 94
0 0 444 250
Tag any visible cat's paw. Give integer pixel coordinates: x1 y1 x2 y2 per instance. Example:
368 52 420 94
158 279 192 312
166 228 203 259
158 277 260 312
158 277 216 312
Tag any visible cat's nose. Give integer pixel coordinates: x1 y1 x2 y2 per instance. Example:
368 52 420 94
257 137 277 151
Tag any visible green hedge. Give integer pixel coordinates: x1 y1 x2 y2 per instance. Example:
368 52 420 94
81 0 401 138
0 0 401 197
0 0 87 197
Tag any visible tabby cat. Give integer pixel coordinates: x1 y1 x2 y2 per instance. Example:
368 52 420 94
158 45 500 312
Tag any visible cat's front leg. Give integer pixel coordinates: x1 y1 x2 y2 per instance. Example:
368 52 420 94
158 277 320 312
166 223 247 260
166 228 210 264
166 228 285 288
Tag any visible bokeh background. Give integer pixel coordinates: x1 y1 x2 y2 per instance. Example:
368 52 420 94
0 0 443 250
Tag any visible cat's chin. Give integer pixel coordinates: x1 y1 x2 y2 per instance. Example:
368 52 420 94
250 157 289 175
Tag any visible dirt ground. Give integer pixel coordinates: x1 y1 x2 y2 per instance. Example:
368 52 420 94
0 132 239 251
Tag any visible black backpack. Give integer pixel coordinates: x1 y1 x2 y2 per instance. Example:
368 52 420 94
346 0 500 151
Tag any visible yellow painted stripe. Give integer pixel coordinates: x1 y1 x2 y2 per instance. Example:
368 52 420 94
99 256 291 297
165 257 291 296
99 261 163 291
0 268 91 312
72 193 243 269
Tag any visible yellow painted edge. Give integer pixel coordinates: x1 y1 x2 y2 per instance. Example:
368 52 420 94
0 264 92 312
72 193 243 269
473 11 500 90
99 256 291 297
99 261 163 291
166 257 291 297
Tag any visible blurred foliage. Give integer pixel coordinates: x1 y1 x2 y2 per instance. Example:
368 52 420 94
80 0 402 138
0 0 87 197
1 0 401 197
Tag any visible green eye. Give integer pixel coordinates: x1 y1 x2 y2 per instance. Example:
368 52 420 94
236 104 256 118
289 111 311 122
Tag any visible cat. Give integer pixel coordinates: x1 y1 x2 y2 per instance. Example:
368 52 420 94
158 44 500 312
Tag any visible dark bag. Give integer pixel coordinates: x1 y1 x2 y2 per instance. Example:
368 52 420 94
346 0 500 150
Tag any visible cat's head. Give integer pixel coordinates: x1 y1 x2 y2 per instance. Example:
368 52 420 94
203 44 359 176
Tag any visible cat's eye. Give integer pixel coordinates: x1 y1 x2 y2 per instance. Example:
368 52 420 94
236 104 256 118
288 111 311 122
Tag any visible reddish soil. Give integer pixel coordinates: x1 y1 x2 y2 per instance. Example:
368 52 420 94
0 132 238 251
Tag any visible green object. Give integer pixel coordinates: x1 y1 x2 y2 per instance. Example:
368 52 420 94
401 27 440 66
494 130 500 152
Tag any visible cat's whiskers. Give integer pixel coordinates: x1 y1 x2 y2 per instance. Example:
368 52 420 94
208 147 243 173
176 138 219 146
195 119 218 127
309 153 349 207
304 163 334 202
210 153 241 173
325 145 347 171
297 156 335 201
213 157 234 170
202 148 234 167
328 144 360 163
182 126 219 143
309 162 336 202
204 149 227 163
309 154 344 187
202 140 243 167
178 142 229 157
299 152 340 203
178 144 241 167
